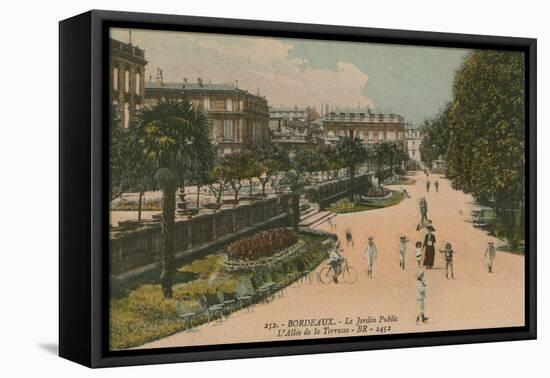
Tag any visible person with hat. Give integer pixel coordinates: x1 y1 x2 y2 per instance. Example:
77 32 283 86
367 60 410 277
422 226 437 269
485 241 497 273
399 236 409 270
416 271 428 324
434 179 440 193
439 242 455 279
363 236 378 278
426 179 431 192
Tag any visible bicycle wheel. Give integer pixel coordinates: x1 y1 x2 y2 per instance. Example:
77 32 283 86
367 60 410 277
342 266 358 284
319 266 334 284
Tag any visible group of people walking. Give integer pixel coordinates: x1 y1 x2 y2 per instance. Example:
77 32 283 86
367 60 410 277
327 173 499 326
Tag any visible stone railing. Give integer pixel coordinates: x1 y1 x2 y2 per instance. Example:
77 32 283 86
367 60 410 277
110 194 292 276
304 174 373 210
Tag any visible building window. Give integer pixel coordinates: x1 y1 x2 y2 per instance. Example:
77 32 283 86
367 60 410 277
123 102 130 129
124 70 130 93
135 72 141 95
378 131 384 140
368 131 375 141
223 119 233 139
226 98 233 111
204 96 211 110
113 67 118 91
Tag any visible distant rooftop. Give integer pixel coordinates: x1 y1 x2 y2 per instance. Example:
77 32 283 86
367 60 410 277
270 107 309 113
145 80 264 98
110 38 146 62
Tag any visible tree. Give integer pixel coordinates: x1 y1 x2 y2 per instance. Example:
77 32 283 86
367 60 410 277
373 142 390 186
419 103 452 169
206 164 231 205
279 169 310 231
224 153 249 202
447 50 525 210
110 106 132 201
250 141 291 196
131 99 214 298
337 136 367 182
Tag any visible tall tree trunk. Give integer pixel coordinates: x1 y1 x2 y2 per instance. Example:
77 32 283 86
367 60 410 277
196 184 201 208
137 191 144 221
291 193 300 232
248 178 254 196
160 182 176 299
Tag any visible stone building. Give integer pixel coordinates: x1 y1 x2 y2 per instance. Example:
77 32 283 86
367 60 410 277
321 108 406 146
405 124 424 168
109 38 147 128
144 74 269 155
268 106 321 149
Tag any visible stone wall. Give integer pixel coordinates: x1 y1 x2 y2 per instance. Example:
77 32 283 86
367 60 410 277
110 194 292 276
304 174 373 210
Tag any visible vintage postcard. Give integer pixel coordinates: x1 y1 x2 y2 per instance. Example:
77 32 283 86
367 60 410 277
108 27 525 351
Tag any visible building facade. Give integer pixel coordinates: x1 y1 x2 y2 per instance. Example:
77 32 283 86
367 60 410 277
405 124 424 167
268 106 321 149
321 109 406 146
145 74 269 155
109 38 147 129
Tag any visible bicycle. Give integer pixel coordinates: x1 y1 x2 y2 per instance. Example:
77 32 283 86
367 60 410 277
318 259 358 284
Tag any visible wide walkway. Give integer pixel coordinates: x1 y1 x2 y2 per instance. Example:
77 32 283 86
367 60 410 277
139 172 524 349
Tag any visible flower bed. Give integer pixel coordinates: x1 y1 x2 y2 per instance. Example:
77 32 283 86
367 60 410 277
223 240 306 272
226 228 298 261
365 186 390 198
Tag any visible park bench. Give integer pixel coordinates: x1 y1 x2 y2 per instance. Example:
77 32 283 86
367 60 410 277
236 281 255 311
200 292 226 323
175 300 202 331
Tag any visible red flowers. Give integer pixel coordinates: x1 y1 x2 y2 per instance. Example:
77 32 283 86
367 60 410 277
226 228 298 261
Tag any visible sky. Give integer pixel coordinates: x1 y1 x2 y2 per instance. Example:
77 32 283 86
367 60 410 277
111 28 471 125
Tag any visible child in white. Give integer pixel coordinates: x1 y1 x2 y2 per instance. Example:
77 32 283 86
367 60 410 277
416 271 428 324
364 236 377 278
399 236 408 270
485 241 496 273
415 241 423 267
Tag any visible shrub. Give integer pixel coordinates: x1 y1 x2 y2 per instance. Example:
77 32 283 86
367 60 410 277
226 228 298 261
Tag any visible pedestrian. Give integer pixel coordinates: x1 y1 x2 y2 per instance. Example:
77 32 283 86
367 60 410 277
329 240 345 283
328 217 335 230
485 241 497 273
345 228 354 247
416 271 428 324
434 179 439 193
399 236 409 270
422 226 436 269
419 197 428 222
363 236 377 278
439 242 455 279
415 241 423 267
426 180 430 192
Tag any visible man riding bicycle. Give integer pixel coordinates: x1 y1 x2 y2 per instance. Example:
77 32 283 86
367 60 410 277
329 240 345 283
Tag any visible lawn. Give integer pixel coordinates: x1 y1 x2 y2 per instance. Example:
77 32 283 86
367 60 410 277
109 232 329 350
327 190 406 214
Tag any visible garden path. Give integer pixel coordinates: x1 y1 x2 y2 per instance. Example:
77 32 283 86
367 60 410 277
138 172 525 349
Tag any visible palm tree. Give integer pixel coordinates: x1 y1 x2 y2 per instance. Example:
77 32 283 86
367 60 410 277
131 99 214 298
337 136 367 186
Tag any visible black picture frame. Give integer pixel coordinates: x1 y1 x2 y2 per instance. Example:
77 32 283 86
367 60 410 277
59 9 537 368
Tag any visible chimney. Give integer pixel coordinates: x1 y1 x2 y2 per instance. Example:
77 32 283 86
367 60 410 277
198 77 203 87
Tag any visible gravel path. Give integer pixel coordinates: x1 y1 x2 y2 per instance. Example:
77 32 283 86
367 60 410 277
138 172 524 349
